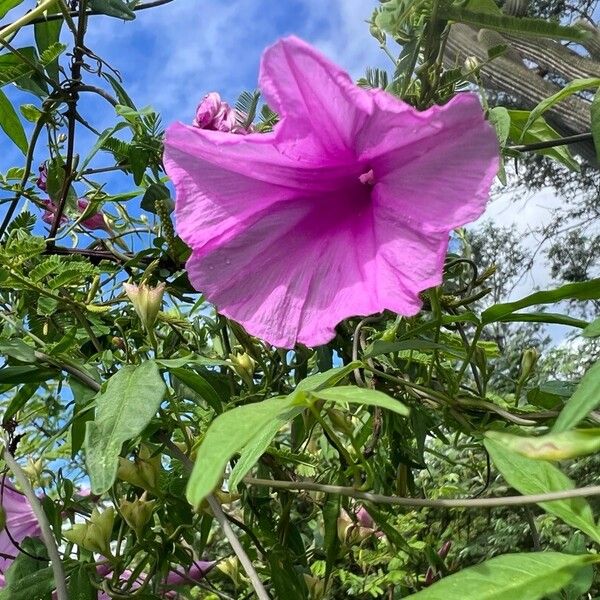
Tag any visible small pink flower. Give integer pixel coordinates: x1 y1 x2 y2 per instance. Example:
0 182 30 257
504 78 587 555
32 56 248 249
0 483 41 584
41 199 109 232
164 37 498 348
193 92 237 132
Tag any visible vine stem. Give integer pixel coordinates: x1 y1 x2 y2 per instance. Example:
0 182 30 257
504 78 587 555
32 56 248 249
0 0 57 40
30 354 271 600
1 440 68 600
244 477 600 508
158 436 270 600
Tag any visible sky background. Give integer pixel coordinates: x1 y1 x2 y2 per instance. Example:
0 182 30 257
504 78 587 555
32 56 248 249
0 0 575 340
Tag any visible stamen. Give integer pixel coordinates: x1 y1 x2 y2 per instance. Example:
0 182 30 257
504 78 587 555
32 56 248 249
359 168 375 186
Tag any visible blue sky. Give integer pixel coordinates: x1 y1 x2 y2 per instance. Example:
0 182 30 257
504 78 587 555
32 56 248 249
0 1 583 342
0 0 389 231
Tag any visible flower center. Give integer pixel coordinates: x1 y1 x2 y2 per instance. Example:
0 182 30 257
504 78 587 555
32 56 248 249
358 168 375 186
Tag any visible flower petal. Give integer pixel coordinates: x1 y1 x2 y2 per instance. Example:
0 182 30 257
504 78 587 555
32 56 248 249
259 36 373 157
164 122 356 253
185 191 448 348
368 94 499 233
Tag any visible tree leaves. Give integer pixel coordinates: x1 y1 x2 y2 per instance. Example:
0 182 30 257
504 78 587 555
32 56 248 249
404 552 599 600
85 361 166 494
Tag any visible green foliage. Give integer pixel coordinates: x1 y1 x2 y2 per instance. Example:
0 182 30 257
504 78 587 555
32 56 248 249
0 1 599 598
405 552 599 599
85 361 166 493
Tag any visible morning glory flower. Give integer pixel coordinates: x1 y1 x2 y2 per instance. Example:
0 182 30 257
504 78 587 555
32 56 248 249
164 36 498 348
0 484 41 585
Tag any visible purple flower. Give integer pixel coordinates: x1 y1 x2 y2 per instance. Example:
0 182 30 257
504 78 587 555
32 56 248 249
41 199 109 232
36 163 47 192
97 561 216 598
164 36 498 348
0 484 41 585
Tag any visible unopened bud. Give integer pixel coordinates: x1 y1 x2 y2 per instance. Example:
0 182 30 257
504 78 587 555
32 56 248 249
369 22 386 45
116 445 161 492
304 573 326 599
63 507 114 556
119 493 156 539
123 281 165 333
22 457 43 483
519 348 539 383
464 56 480 73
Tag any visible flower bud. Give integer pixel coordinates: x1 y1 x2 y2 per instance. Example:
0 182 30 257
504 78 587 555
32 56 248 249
193 92 237 132
519 348 539 382
369 22 386 45
464 56 480 73
304 573 326 599
64 507 114 557
123 281 166 334
116 445 161 492
119 493 156 539
217 556 240 586
229 352 256 385
22 457 43 483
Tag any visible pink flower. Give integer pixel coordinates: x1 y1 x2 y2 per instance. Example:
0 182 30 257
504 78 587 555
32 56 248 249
36 163 47 192
97 561 215 598
193 92 237 132
41 199 109 232
0 483 41 584
164 36 498 348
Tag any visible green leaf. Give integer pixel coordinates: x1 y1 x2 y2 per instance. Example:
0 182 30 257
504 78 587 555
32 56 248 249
140 182 172 215
488 106 510 146
527 381 575 409
582 316 600 338
296 361 362 392
404 552 599 600
0 537 53 600
268 544 309 600
79 122 128 172
84 361 166 494
523 78 600 136
228 405 305 491
88 0 135 19
484 438 600 543
507 109 580 170
3 383 36 424
437 6 589 42
0 338 36 362
0 0 23 18
186 396 296 506
308 385 409 417
169 367 223 414
552 360 600 433
0 89 27 155
496 311 588 328
0 365 55 385
34 13 62 81
67 565 97 600
482 279 600 323
486 429 600 461
102 72 137 109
